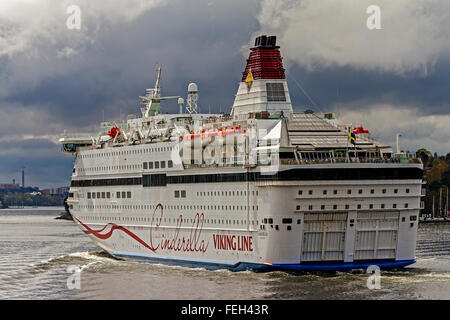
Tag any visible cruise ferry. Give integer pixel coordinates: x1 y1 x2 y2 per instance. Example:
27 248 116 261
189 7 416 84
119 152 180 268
61 35 424 271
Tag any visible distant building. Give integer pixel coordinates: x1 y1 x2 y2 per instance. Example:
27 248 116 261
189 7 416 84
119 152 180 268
0 184 20 191
41 187 69 196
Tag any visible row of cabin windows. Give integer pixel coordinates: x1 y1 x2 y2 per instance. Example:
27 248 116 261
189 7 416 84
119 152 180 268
87 191 110 199
166 204 259 211
80 203 258 212
295 203 409 211
78 213 257 226
79 164 142 172
299 188 411 196
196 190 258 197
87 191 131 199
79 146 174 159
260 217 297 231
79 159 176 173
143 160 173 170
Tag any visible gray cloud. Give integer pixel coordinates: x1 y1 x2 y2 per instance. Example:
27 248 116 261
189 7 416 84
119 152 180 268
257 0 450 75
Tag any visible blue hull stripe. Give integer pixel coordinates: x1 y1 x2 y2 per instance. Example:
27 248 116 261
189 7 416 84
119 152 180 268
112 251 416 271
271 260 416 271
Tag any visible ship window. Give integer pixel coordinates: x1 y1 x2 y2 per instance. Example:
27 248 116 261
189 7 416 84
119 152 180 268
381 204 385 208
406 188 410 193
404 203 409 208
102 192 105 199
181 190 186 198
143 162 148 169
321 205 325 210
358 189 363 194
394 189 398 194
282 218 292 224
334 190 338 195
370 189 375 194
143 174 167 187
323 190 327 195
161 161 166 169
308 205 313 210
308 190 313 195
127 192 131 198
148 162 153 169
333 205 337 210
382 189 386 194
393 204 397 208
168 160 173 168
345 204 349 209
357 204 361 209
266 83 286 102
122 192 126 198
296 205 300 210
87 192 91 199
369 204 373 209
347 189 352 194
97 192 101 198
155 162 160 169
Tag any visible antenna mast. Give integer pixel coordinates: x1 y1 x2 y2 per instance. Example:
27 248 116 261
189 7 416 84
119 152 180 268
186 83 199 114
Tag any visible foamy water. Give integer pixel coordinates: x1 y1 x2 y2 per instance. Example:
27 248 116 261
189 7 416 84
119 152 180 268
0 208 449 300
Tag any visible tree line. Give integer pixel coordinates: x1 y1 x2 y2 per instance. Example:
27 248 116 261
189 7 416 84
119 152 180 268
0 192 65 209
417 149 450 216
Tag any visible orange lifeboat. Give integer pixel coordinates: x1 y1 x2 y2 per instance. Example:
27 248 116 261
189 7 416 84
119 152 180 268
107 126 120 138
353 126 369 134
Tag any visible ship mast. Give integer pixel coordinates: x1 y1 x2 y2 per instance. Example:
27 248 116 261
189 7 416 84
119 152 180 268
140 66 180 117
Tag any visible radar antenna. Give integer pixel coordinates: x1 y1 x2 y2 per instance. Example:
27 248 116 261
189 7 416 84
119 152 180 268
186 83 198 114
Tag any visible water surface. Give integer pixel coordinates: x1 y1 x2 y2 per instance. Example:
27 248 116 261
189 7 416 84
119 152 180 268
0 208 449 300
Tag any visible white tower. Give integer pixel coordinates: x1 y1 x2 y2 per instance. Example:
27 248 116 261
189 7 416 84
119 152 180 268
178 97 185 114
186 83 198 114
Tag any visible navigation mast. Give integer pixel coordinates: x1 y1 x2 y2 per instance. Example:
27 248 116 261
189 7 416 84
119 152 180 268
140 66 180 117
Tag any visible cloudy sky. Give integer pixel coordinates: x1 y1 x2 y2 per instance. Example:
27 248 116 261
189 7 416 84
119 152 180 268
0 0 449 188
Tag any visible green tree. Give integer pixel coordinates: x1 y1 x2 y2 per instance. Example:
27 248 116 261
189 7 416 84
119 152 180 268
442 170 450 188
416 148 432 167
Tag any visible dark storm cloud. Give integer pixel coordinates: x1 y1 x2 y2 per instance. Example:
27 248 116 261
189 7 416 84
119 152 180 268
0 139 74 188
287 57 450 116
3 0 261 125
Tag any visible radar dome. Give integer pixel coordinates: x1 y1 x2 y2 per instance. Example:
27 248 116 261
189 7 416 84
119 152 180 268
188 83 198 93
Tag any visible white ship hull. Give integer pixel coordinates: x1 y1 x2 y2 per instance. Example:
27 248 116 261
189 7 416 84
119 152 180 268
68 160 422 271
63 34 423 271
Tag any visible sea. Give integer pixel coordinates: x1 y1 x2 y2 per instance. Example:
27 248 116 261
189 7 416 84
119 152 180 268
0 207 449 300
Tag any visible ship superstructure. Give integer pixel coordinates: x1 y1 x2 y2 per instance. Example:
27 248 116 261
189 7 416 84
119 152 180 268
61 35 424 271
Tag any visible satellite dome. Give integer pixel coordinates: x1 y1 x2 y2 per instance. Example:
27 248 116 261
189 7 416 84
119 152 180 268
178 97 184 104
188 83 198 93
